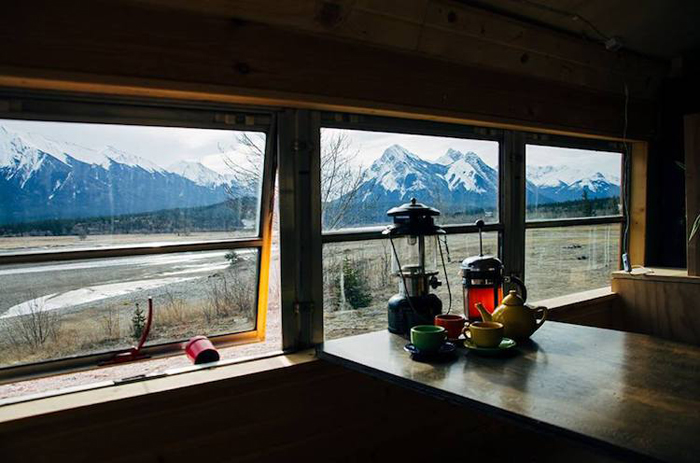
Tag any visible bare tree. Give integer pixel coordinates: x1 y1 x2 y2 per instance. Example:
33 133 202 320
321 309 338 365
221 131 368 229
1 296 60 350
320 132 368 229
221 132 265 195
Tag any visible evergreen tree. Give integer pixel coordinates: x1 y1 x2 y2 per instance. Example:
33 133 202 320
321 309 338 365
341 256 372 309
582 189 593 217
131 303 146 340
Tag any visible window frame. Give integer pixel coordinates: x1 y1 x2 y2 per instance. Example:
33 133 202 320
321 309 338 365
0 90 279 384
0 96 633 385
314 112 628 340
521 132 626 288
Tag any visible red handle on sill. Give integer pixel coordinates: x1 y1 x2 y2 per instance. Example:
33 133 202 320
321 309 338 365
101 297 154 365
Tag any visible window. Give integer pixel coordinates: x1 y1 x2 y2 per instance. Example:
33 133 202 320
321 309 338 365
319 117 503 339
319 116 627 340
0 96 279 385
0 102 630 396
525 140 624 301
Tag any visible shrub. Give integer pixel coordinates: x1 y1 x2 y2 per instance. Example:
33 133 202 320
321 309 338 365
99 307 121 340
203 270 255 323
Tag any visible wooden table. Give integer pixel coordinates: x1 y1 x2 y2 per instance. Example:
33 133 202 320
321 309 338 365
317 322 700 463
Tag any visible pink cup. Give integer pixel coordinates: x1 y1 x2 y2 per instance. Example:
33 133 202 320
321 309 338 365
184 336 220 364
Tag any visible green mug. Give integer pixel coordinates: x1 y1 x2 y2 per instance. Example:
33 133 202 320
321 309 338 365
410 325 446 352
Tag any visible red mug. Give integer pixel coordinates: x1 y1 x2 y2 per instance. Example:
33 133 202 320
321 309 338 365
184 336 220 365
434 314 467 341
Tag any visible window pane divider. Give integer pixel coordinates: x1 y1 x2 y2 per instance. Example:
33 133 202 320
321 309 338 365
525 216 624 229
0 238 264 266
321 223 503 243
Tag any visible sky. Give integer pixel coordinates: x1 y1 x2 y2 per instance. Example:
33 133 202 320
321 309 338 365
322 128 500 169
1 119 621 179
0 119 254 174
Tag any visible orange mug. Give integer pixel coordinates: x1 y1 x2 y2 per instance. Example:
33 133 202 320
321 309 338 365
434 314 467 341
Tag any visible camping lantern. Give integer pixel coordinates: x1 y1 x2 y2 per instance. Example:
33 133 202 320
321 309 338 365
384 198 446 336
461 220 527 321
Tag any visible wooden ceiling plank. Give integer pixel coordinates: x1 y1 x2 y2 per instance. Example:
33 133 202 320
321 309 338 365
418 27 655 98
421 1 667 79
122 0 666 98
0 0 656 138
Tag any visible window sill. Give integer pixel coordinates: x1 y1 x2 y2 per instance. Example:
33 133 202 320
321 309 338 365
0 349 316 424
533 286 617 311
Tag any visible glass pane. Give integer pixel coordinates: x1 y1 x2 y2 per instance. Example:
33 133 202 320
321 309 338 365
0 249 259 367
525 224 620 302
526 145 622 220
0 119 266 255
323 232 498 340
320 128 499 230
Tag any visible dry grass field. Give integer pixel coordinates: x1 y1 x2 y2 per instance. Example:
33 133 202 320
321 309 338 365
323 224 620 339
0 224 619 367
0 250 258 367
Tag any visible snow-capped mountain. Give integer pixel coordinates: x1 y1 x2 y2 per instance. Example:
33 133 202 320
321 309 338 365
1 123 621 228
361 144 448 200
438 148 498 194
527 164 620 204
329 145 499 226
327 144 620 227
168 160 231 187
0 125 247 224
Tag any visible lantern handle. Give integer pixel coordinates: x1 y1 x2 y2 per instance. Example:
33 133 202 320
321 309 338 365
475 219 485 256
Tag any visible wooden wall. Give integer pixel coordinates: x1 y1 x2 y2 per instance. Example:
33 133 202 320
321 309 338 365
0 0 661 139
544 288 619 330
0 359 625 463
612 269 700 345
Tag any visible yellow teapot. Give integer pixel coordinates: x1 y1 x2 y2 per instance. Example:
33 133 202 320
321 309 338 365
475 290 548 342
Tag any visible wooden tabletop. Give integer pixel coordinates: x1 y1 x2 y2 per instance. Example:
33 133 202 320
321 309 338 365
317 322 700 463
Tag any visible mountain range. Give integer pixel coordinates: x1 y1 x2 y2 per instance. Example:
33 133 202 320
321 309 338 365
326 144 620 226
0 125 248 225
0 125 620 228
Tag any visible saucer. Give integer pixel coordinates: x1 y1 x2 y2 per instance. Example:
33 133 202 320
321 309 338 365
404 342 456 362
463 337 517 356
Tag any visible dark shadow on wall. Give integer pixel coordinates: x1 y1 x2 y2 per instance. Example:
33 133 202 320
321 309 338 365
646 51 700 268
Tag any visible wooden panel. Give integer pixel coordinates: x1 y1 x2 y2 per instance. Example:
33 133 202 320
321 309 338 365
0 359 625 463
123 0 667 98
612 269 700 345
629 142 648 266
0 0 658 139
685 114 700 275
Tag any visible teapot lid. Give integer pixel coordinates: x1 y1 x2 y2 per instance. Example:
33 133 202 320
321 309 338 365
502 289 525 306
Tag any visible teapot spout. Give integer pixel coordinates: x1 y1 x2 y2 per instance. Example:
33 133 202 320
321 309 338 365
474 302 493 322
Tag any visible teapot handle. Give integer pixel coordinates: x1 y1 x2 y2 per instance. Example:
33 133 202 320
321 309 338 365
507 274 527 302
532 305 548 331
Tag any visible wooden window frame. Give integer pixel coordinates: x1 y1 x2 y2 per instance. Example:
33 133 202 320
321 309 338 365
0 89 649 388
311 112 644 341
0 91 279 384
